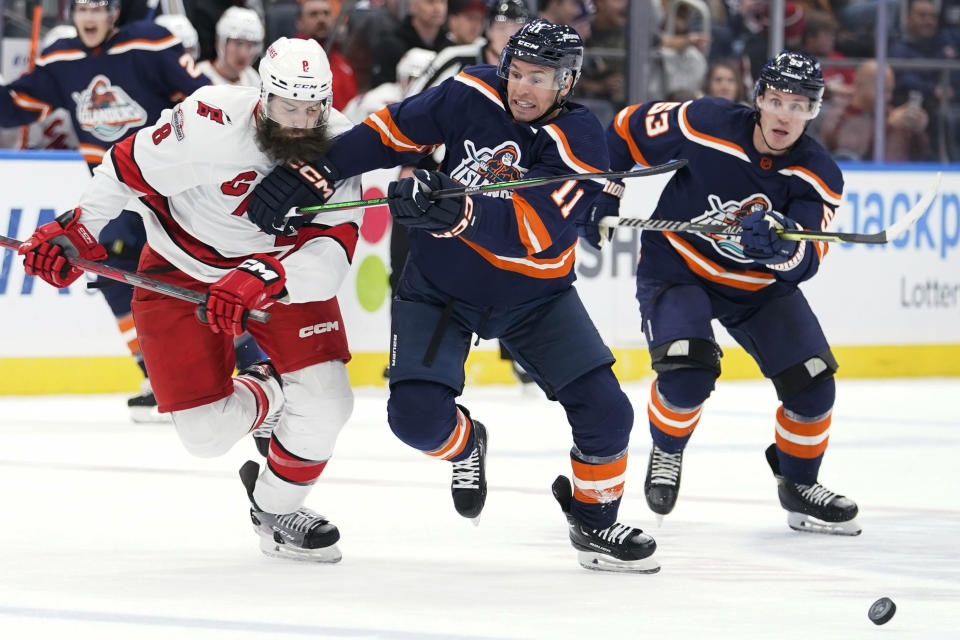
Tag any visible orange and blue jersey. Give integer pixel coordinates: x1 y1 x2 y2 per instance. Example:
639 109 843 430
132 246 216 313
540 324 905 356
0 20 209 168
607 96 844 302
326 64 608 307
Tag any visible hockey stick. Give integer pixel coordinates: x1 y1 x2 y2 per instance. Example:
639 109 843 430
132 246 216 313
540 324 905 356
600 172 942 245
292 159 688 215
0 234 271 324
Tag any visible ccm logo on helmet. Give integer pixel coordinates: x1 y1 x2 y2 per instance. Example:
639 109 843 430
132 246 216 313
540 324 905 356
299 321 340 338
293 83 319 89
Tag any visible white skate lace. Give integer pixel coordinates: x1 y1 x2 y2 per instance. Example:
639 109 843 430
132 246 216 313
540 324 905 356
649 447 682 486
275 508 322 533
451 448 480 489
595 522 634 545
798 483 837 506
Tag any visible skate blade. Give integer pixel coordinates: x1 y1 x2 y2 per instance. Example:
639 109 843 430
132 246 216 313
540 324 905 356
258 536 343 563
787 512 862 536
129 407 171 424
576 551 660 574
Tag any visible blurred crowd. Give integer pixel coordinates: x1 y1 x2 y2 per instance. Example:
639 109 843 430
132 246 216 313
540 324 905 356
3 0 960 162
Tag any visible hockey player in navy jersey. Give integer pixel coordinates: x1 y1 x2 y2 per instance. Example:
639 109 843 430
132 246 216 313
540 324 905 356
18 37 362 562
582 51 860 536
246 18 658 573
0 0 266 420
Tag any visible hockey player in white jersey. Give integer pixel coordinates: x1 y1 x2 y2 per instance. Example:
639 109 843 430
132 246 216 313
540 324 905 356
18 37 362 562
198 7 264 87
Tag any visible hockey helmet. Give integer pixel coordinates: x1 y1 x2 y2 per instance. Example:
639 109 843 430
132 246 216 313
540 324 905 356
155 14 199 59
486 0 529 29
258 37 333 128
396 47 437 92
754 50 825 119
497 18 583 92
216 7 265 48
71 0 120 11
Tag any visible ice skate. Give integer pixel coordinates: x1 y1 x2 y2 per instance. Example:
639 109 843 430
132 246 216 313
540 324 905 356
765 444 861 536
127 378 169 423
239 460 342 562
552 475 659 573
237 360 281 457
644 444 683 523
451 414 487 524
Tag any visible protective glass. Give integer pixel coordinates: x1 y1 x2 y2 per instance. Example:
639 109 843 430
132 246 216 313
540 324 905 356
756 92 818 121
263 95 329 129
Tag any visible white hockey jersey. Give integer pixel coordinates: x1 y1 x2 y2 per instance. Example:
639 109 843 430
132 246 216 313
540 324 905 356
78 84 363 304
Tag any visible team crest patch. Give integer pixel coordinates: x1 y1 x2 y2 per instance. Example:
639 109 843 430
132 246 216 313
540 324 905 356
72 74 148 142
696 193 773 262
449 140 526 197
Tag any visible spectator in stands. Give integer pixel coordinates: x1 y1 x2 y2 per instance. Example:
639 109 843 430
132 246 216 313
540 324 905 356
579 0 626 108
369 0 448 87
702 59 748 104
815 60 931 162
743 1 805 82
651 0 710 100
190 0 264 62
538 0 582 25
296 0 358 110
197 6 263 86
571 1 596 41
800 9 854 98
444 0 487 47
344 0 403 92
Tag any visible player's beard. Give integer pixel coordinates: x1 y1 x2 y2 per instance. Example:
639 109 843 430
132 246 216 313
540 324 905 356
255 118 335 165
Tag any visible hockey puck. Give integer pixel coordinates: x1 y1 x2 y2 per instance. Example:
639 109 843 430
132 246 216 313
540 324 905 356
868 597 896 625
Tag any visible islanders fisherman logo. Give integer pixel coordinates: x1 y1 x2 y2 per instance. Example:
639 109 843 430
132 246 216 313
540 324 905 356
72 75 148 142
695 193 773 262
449 140 526 197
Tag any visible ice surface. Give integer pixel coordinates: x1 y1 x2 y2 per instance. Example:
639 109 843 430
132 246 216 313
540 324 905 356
1 378 958 639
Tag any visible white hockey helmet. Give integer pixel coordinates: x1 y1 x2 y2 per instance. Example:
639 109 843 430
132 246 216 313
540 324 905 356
259 37 333 128
216 7 264 47
42 25 78 51
155 14 199 59
395 47 436 92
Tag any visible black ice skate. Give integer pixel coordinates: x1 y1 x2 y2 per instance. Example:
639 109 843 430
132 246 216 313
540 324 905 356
644 444 684 520
552 475 659 574
237 360 281 457
451 410 487 524
239 460 342 562
127 379 169 423
765 444 861 536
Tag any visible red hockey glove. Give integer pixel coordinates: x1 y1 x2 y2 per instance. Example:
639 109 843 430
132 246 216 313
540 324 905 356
387 169 479 238
200 255 286 335
18 208 107 288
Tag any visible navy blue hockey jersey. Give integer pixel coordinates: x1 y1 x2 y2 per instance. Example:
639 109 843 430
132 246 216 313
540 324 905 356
607 97 844 302
0 20 209 167
327 64 608 307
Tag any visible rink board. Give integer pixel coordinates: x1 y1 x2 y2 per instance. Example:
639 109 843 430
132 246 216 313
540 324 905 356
1 152 958 393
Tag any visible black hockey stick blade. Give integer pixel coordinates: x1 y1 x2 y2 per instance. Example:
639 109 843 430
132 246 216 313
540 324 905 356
0 234 270 324
601 171 942 245
292 159 688 215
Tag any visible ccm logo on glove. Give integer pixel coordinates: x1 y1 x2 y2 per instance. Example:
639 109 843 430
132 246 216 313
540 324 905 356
288 160 335 200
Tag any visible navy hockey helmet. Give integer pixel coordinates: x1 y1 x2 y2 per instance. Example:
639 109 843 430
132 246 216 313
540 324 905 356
486 0 530 28
497 18 584 92
753 50 825 119
71 0 120 11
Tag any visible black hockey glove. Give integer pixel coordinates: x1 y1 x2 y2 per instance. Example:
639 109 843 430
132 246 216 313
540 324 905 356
739 209 800 263
246 159 340 237
387 169 479 238
577 179 624 250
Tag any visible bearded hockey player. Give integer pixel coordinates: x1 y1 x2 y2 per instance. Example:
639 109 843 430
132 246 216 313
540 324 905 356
582 51 860 536
18 37 363 562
